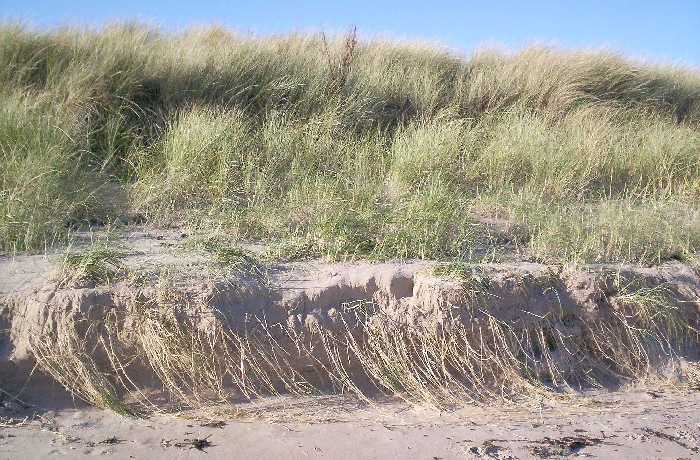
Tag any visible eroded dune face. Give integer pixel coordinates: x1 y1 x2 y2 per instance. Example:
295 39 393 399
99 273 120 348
2 257 699 412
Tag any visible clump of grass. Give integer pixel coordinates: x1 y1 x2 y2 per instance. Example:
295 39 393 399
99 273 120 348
183 233 267 278
132 107 253 219
431 262 491 292
0 90 111 253
55 242 127 287
496 196 700 265
261 235 320 262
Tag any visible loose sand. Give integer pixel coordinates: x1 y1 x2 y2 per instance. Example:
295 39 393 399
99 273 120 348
2 388 700 459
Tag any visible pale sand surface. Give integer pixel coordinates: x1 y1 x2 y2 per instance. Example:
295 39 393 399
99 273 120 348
2 388 699 459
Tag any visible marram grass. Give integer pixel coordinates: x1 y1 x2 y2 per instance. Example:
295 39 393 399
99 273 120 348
1 23 699 264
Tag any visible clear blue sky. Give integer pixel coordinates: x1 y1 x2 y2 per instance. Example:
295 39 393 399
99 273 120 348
2 0 699 67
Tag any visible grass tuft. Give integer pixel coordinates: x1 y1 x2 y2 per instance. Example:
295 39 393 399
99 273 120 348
55 242 127 287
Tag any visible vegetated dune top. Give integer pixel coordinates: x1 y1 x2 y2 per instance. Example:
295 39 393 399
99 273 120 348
1 23 699 267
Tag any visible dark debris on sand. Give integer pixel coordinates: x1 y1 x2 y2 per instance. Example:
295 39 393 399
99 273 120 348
164 435 214 452
529 435 604 458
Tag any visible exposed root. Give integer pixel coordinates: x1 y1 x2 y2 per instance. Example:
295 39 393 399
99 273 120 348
22 268 700 416
29 315 133 415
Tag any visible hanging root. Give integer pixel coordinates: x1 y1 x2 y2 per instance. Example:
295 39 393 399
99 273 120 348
586 280 700 382
29 313 134 415
25 269 700 415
